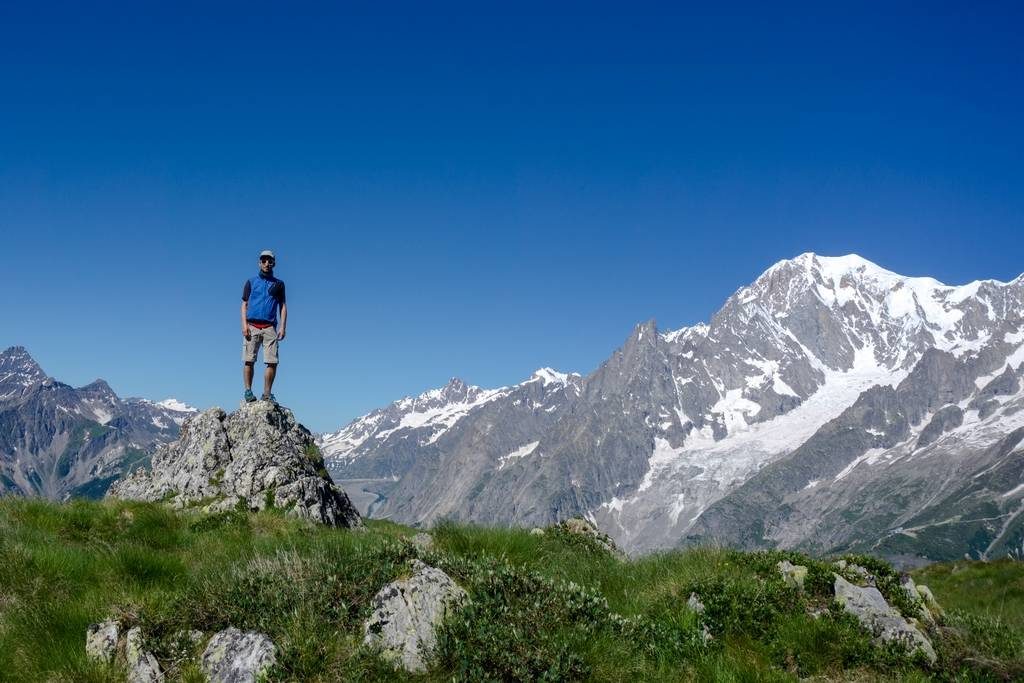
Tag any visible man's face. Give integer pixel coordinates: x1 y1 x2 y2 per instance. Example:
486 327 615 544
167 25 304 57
259 256 275 273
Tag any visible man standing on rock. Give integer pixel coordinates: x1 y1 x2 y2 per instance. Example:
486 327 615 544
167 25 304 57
242 249 287 403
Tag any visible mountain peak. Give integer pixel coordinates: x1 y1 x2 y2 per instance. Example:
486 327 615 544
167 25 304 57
0 346 47 394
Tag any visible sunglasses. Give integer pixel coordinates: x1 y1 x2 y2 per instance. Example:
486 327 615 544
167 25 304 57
260 257 275 264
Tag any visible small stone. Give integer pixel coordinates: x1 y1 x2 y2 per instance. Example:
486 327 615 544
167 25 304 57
85 619 119 663
687 593 705 615
530 527 545 536
201 628 277 683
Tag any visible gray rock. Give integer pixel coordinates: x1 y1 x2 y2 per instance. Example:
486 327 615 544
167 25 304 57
109 402 361 528
777 560 808 591
833 574 936 663
363 560 468 672
85 619 119 663
125 627 164 683
686 593 705 614
916 405 964 449
201 628 277 683
530 527 545 536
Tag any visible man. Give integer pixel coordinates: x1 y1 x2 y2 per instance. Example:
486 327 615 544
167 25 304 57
241 249 287 403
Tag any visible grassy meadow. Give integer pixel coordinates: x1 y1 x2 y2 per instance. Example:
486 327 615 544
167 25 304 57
0 497 1021 681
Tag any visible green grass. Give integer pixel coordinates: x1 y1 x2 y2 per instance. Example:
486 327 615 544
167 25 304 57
0 498 1021 681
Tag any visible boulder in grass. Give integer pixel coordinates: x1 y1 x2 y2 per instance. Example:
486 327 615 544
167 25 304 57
201 628 277 683
363 560 468 673
85 619 120 663
833 574 936 663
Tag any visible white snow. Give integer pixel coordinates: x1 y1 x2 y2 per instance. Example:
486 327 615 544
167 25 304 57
497 441 540 470
833 448 888 482
637 437 685 492
744 358 799 397
156 398 196 412
150 416 169 429
529 368 570 387
710 389 761 432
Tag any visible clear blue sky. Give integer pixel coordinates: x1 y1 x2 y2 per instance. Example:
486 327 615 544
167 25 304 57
3 2 1022 432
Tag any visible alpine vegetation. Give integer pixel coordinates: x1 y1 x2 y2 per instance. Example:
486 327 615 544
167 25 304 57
1 497 1022 681
322 253 1024 561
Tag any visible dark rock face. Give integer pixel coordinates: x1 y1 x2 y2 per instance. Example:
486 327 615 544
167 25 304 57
916 405 964 448
0 346 196 499
321 254 1024 559
109 402 361 528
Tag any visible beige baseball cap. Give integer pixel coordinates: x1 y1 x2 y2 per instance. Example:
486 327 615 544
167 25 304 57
259 250 276 260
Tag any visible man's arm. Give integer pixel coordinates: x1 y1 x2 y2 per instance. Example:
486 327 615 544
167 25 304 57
241 301 250 338
277 303 287 341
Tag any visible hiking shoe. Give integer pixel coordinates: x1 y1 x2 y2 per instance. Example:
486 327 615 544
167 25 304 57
262 393 277 404
244 389 257 403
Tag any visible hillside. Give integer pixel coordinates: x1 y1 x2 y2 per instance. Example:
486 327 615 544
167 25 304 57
0 498 1021 681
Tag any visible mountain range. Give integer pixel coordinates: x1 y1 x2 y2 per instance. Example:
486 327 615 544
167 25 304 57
321 253 1024 562
0 346 195 499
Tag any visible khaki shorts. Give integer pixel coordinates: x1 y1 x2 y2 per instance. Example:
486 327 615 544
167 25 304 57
243 325 279 364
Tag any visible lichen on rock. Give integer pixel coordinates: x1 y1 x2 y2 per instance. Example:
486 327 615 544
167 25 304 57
201 628 277 683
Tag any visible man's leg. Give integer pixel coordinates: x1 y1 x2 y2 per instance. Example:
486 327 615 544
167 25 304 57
243 362 255 390
263 363 277 396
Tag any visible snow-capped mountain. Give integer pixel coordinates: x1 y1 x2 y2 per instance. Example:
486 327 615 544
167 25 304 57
322 254 1024 561
0 346 197 499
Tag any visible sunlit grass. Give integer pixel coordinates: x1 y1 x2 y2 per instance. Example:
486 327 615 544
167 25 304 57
0 497 1021 681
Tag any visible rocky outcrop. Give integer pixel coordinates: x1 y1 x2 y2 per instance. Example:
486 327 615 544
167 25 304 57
201 628 277 683
833 575 936 663
108 402 361 528
363 559 468 672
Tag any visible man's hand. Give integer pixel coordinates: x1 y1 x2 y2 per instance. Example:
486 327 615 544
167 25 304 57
243 326 251 340
277 328 286 341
